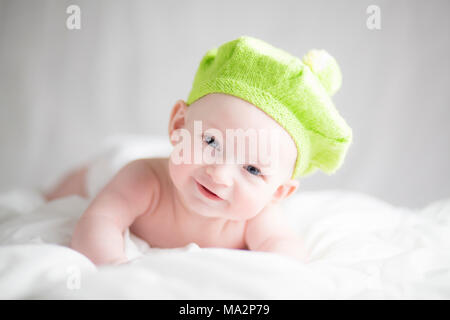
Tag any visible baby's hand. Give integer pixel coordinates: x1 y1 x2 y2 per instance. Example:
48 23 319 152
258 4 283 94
255 236 309 262
71 211 129 266
245 205 309 263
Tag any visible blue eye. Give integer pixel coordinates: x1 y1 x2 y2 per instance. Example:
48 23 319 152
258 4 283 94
245 165 262 176
203 134 220 150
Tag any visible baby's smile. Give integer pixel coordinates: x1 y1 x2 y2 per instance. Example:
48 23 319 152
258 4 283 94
195 179 224 201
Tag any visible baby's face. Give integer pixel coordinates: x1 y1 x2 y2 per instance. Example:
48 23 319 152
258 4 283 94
168 93 298 221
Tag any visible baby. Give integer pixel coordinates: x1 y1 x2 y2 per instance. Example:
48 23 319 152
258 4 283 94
45 36 352 265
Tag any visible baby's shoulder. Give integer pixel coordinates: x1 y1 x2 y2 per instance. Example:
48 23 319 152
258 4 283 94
137 157 169 181
127 158 169 213
245 204 283 234
123 157 167 184
126 157 173 195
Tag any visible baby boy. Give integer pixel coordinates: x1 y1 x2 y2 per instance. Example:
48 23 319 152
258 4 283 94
45 36 352 265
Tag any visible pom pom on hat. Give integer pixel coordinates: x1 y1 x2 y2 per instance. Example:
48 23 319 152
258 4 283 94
187 36 352 178
303 50 342 96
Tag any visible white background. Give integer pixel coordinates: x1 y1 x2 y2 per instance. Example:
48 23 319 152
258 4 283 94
0 0 449 208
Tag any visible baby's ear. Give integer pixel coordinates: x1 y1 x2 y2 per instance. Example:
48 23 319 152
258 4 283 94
270 179 299 204
168 100 188 145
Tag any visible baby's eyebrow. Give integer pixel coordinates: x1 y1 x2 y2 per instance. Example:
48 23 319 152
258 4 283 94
258 162 273 167
246 153 273 167
204 118 220 127
203 121 224 134
253 161 275 170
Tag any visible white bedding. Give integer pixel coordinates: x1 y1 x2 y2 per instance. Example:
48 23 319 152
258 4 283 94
1 135 449 299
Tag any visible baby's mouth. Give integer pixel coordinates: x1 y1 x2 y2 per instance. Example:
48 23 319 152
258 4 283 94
195 181 223 201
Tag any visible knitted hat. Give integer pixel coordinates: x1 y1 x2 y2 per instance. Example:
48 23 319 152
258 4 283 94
187 36 352 178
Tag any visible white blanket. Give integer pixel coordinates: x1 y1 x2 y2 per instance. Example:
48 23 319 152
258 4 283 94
1 136 449 299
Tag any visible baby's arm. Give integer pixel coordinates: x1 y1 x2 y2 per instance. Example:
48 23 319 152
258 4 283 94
71 159 160 265
244 205 309 262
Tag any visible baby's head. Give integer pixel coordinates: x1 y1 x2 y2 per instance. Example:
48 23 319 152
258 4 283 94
167 36 352 221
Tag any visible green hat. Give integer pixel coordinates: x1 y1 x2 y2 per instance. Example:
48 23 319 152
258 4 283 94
187 36 352 178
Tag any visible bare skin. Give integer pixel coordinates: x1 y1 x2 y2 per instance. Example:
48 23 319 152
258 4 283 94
47 94 308 265
44 166 89 202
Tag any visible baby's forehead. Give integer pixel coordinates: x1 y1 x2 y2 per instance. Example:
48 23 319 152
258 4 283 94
191 108 292 149
189 93 286 132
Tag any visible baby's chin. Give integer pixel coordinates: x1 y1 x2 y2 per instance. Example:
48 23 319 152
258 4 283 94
173 180 255 222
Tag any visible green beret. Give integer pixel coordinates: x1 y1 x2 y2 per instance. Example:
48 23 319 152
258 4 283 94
187 36 352 178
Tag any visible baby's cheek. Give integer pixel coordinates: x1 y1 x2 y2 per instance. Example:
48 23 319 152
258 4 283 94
233 192 269 220
168 155 194 185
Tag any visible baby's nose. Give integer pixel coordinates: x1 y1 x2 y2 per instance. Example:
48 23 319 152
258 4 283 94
205 165 233 187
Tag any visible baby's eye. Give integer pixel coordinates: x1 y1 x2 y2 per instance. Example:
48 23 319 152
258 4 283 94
203 134 220 150
244 165 262 177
